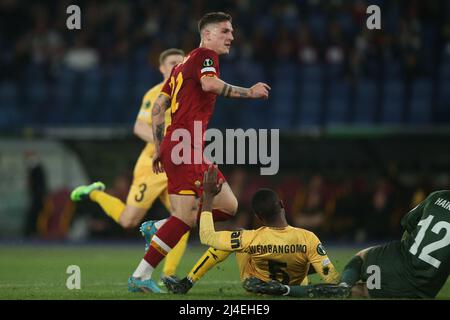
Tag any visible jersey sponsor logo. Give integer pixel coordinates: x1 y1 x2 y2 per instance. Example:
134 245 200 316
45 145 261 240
231 231 241 249
203 58 214 67
317 243 327 256
435 198 450 211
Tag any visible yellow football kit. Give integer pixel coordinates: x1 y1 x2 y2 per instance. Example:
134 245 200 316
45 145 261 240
127 83 172 210
200 211 340 285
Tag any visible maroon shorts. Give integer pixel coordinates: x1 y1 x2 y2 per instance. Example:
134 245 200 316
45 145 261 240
160 139 226 197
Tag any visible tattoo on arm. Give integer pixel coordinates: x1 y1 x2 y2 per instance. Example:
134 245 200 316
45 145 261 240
162 96 171 110
220 83 248 98
155 123 165 145
220 84 232 97
233 87 248 98
152 102 162 116
152 95 171 116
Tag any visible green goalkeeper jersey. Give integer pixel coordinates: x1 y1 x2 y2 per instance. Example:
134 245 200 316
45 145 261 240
400 190 450 297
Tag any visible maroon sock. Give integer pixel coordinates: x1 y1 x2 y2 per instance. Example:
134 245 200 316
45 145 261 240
144 216 190 267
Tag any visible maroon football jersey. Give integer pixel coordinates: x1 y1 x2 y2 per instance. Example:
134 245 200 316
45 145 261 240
161 47 220 147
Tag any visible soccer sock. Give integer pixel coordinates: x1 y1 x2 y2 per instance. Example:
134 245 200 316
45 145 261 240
132 259 154 280
89 190 125 223
143 216 190 278
340 256 363 286
155 218 168 229
187 247 232 283
163 231 190 277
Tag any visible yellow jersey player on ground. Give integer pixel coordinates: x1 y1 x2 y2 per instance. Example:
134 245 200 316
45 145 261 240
70 49 189 280
163 165 340 295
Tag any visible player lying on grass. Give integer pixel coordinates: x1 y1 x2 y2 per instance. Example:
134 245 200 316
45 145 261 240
70 48 190 282
162 165 341 295
243 190 450 299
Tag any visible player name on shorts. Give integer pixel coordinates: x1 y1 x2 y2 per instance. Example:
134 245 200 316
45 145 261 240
170 120 279 175
435 198 450 211
246 244 307 254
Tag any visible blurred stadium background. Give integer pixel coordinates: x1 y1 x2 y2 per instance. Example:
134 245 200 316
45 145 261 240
1 0 450 252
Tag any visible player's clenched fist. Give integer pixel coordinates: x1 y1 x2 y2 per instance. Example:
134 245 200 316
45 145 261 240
249 82 271 99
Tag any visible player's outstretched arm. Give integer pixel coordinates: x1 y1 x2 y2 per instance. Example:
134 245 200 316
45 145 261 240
151 93 170 173
200 76 270 99
134 119 154 143
199 165 236 251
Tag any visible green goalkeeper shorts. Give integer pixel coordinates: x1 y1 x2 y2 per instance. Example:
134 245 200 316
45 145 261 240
361 241 424 299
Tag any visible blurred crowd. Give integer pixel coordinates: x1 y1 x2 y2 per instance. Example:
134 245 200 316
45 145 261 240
1 0 449 78
1 0 449 127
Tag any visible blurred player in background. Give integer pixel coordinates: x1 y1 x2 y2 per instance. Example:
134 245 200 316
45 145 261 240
128 12 270 293
163 165 340 294
244 190 450 299
70 48 189 281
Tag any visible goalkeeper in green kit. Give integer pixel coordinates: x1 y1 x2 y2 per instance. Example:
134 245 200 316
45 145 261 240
243 190 450 299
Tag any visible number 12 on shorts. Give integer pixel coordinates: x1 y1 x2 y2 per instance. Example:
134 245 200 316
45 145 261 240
409 215 450 268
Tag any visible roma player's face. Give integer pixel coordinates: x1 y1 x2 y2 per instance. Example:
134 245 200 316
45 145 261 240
207 21 234 55
160 54 184 79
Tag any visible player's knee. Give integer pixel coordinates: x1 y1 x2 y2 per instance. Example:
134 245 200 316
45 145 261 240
226 196 238 216
355 248 371 260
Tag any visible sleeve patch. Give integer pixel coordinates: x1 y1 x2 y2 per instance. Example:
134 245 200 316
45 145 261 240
317 243 327 256
201 66 217 74
230 231 241 249
203 58 214 67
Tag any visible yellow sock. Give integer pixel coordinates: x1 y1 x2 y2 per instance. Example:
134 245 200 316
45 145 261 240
163 231 190 276
90 190 125 223
187 247 232 283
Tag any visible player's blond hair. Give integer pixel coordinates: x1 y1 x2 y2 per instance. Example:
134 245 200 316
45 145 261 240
159 48 185 65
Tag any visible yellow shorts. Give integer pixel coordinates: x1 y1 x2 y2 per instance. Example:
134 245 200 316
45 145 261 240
126 159 171 210
236 252 262 282
235 253 309 285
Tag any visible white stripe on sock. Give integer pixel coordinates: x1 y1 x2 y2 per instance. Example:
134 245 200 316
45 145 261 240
152 235 172 253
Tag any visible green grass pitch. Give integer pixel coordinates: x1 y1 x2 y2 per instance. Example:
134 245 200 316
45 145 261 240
0 244 448 300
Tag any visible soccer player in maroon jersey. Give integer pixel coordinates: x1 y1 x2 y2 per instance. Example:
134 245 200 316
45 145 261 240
128 12 270 292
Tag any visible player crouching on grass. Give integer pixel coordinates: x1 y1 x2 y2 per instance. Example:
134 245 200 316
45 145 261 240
163 164 341 295
243 190 450 299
